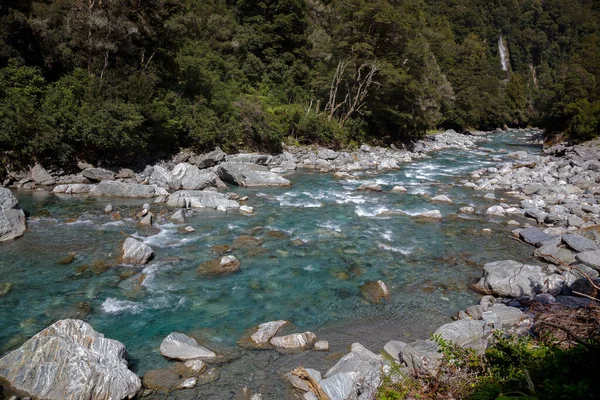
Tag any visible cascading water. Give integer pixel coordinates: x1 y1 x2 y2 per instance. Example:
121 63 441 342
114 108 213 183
499 36 509 71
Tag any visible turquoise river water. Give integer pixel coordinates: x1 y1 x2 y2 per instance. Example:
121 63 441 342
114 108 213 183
0 131 541 398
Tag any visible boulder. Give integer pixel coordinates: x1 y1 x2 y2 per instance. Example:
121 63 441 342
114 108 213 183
197 255 241 275
82 167 115 182
475 260 553 297
431 195 453 204
459 206 476 214
402 340 442 375
149 165 180 190
486 304 523 327
166 190 240 211
160 333 217 361
91 181 165 198
359 280 391 303
575 250 600 271
120 237 154 265
217 162 291 187
31 164 55 185
0 319 141 400
434 319 488 346
241 320 288 349
391 186 407 193
357 182 382 192
189 147 227 168
0 188 26 242
171 163 218 190
318 149 338 160
321 343 383 400
562 234 597 253
170 209 186 224
227 153 273 165
270 332 316 352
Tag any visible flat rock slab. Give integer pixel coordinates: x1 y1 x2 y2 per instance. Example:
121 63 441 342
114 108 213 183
160 333 217 361
563 234 597 253
197 255 241 276
534 244 576 265
0 319 141 400
575 250 600 271
519 227 555 247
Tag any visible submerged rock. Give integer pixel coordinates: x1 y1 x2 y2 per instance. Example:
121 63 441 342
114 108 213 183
217 162 291 187
0 187 26 242
0 319 141 400
357 182 382 192
197 255 241 276
120 237 154 265
160 332 217 361
359 280 391 303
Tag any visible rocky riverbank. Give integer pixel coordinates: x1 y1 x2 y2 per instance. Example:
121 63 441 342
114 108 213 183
5 128 598 400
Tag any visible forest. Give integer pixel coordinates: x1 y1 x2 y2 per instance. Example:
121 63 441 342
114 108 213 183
0 0 598 173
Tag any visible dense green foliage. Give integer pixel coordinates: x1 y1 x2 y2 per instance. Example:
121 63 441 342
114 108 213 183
0 0 598 172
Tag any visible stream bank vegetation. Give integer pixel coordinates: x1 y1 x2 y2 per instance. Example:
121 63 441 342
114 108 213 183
379 302 600 400
0 0 599 178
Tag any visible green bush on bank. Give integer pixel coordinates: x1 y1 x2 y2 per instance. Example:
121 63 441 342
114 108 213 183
379 331 600 400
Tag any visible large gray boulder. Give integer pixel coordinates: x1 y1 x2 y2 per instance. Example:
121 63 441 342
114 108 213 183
475 260 555 297
31 164 55 185
159 333 217 361
0 319 141 400
217 162 291 187
120 237 154 265
0 188 26 242
82 167 115 182
166 190 239 211
171 163 219 190
149 165 180 190
320 343 384 400
434 319 488 346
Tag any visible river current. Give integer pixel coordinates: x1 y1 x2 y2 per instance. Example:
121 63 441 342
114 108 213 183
0 131 540 398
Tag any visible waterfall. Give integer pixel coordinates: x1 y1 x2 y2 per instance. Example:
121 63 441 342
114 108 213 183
498 36 509 71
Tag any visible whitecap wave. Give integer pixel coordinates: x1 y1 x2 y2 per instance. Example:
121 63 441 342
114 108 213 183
102 298 144 314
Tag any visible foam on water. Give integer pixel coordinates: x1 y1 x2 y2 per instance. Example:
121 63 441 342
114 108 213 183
377 242 412 255
355 205 390 217
102 298 144 314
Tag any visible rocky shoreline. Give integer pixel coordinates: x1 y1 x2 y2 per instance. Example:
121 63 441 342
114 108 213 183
4 128 599 400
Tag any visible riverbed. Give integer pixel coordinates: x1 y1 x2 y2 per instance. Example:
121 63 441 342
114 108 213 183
0 131 540 398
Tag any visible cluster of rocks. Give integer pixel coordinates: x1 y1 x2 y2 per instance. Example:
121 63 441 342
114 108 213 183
463 139 600 228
